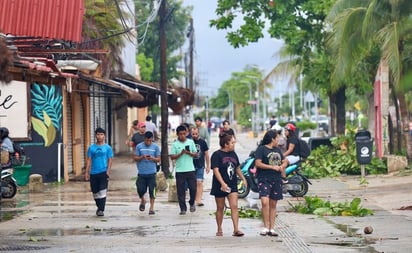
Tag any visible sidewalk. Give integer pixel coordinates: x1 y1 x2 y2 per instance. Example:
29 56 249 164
0 131 411 252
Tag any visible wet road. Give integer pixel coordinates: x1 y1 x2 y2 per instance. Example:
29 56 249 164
1 131 412 252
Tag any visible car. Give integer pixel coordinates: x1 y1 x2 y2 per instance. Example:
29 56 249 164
310 114 329 133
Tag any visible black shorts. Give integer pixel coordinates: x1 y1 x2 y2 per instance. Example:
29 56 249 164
136 173 157 199
258 178 283 201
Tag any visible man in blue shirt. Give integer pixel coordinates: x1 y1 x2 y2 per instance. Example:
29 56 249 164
134 131 161 215
85 128 113 217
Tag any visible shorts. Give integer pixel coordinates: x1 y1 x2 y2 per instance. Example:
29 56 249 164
258 178 283 201
136 173 157 199
195 167 205 181
286 155 300 165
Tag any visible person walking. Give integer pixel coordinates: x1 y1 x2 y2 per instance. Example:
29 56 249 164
170 125 197 215
134 131 161 215
210 132 247 237
221 120 235 139
131 122 147 148
254 130 288 236
194 116 210 146
85 127 113 217
125 120 139 147
145 115 159 141
269 115 277 129
191 127 210 207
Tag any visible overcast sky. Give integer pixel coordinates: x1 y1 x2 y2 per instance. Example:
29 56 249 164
183 0 284 97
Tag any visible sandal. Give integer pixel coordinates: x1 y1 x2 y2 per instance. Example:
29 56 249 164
149 210 155 215
216 231 223 236
139 203 145 212
232 231 244 237
260 228 269 236
268 229 278 237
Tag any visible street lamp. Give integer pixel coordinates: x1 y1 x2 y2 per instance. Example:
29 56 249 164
223 89 234 123
240 80 255 135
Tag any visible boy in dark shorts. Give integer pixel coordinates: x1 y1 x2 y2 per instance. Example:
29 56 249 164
85 128 113 217
134 131 161 215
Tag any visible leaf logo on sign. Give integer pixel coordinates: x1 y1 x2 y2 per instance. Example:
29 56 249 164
31 83 62 147
31 112 56 147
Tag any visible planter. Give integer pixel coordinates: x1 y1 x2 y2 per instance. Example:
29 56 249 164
167 179 178 202
156 171 168 191
14 164 32 186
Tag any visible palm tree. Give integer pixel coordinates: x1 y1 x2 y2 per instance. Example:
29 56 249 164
81 0 131 77
327 0 412 158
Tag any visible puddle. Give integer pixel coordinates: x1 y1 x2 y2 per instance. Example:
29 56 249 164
335 223 360 237
18 227 148 237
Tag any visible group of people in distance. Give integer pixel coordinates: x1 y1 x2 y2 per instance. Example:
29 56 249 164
84 115 301 238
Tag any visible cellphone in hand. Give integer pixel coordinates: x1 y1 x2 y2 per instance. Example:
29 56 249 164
185 145 190 151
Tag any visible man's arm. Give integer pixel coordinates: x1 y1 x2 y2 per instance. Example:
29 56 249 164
204 149 211 174
84 157 91 181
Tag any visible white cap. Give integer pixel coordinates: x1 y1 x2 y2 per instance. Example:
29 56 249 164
271 124 282 132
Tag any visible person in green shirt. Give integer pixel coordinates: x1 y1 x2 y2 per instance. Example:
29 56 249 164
170 125 197 215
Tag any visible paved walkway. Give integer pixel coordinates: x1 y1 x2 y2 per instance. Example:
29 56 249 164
0 131 411 252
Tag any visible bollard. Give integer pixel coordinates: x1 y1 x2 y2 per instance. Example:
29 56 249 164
28 174 43 192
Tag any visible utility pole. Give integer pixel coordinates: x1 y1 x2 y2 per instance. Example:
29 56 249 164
159 0 170 176
188 17 194 91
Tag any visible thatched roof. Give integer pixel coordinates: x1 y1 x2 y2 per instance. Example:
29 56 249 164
0 38 13 83
111 71 194 114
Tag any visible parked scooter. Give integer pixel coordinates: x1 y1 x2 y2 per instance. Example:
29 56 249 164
1 167 17 199
237 151 311 198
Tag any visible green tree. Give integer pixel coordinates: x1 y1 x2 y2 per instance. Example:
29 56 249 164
82 0 129 77
210 65 269 129
136 53 154 81
210 0 356 135
327 0 412 158
135 0 192 82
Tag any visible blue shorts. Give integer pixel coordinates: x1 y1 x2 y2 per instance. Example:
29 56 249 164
195 167 205 181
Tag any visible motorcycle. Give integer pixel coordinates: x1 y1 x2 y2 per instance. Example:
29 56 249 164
1 167 17 199
237 151 311 198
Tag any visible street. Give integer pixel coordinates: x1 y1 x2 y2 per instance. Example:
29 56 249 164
0 131 412 253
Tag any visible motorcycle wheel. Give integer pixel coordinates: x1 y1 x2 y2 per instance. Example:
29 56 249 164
288 180 309 197
237 176 250 198
2 178 17 199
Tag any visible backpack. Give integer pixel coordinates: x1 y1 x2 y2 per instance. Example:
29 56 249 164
298 139 310 158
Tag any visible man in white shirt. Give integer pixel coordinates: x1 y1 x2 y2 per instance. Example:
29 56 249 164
145 115 159 141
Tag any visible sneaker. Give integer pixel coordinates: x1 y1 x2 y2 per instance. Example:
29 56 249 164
260 228 269 236
96 210 104 216
190 205 196 212
179 211 187 215
268 229 278 237
282 177 288 184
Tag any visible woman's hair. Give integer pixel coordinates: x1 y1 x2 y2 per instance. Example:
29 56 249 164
219 132 233 148
260 130 278 145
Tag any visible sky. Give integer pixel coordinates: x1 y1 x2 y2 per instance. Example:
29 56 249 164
183 0 285 97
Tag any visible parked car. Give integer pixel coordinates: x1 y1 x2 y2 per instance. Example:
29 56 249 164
310 114 329 133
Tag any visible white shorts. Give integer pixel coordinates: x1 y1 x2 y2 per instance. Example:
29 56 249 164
286 155 300 165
